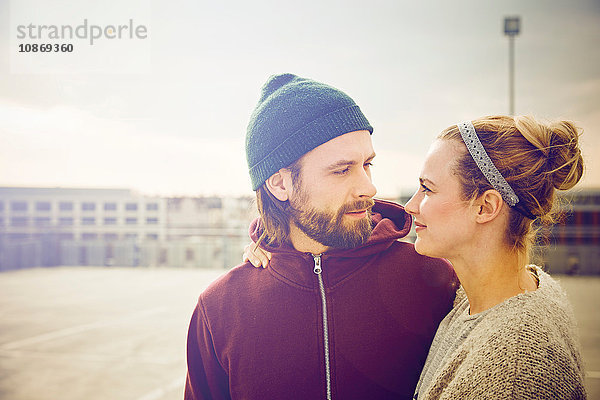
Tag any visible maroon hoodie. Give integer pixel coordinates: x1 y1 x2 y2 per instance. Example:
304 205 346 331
185 199 458 399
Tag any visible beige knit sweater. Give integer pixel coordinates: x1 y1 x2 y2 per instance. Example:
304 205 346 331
414 266 586 400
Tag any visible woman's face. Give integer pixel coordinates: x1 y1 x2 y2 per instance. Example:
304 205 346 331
404 139 478 259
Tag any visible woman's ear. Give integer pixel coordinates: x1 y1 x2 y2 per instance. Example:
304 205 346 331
475 189 505 224
265 169 293 202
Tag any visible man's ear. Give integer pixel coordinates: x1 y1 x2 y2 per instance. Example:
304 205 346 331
474 189 505 224
265 169 293 202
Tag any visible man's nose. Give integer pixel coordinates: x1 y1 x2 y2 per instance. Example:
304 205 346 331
355 169 377 199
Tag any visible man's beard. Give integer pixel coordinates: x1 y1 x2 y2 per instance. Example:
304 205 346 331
289 188 375 250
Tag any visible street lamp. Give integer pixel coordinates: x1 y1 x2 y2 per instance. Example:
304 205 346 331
504 16 520 116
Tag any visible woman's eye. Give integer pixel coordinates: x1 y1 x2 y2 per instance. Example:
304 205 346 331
420 183 432 193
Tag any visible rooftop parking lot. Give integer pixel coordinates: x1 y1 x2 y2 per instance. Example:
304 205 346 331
0 267 598 400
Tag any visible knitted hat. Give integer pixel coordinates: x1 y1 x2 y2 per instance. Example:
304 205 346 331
246 73 373 190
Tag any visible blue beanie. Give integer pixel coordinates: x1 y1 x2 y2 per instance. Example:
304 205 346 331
246 73 373 191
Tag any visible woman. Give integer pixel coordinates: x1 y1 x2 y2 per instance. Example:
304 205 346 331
245 115 587 399
405 116 586 399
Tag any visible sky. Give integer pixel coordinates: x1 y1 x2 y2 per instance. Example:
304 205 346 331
1 0 599 198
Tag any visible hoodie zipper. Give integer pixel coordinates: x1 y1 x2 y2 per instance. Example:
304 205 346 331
313 254 332 400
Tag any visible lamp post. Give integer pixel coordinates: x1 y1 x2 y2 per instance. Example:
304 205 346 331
504 16 520 116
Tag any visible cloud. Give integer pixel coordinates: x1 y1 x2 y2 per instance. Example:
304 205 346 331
0 103 251 196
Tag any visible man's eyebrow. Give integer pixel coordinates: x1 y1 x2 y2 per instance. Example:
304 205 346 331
327 152 376 170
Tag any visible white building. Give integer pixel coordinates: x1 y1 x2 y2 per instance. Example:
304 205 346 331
0 187 257 270
0 187 166 268
537 188 600 275
0 187 167 242
162 196 256 269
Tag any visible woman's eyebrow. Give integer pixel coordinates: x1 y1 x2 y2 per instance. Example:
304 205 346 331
419 177 436 187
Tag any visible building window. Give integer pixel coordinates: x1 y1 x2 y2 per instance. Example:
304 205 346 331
0 201 4 211
59 217 74 226
81 233 98 240
82 217 96 225
565 235 577 245
10 201 28 212
146 217 158 224
35 217 51 226
125 203 138 211
9 233 30 240
105 243 115 264
168 198 182 211
146 203 159 211
125 217 137 225
0 217 3 226
104 217 117 225
82 202 96 211
79 246 87 265
10 217 28 226
580 211 598 225
159 248 167 265
124 233 138 239
58 233 74 240
146 233 159 240
104 202 117 211
36 201 51 211
103 233 119 241
186 248 195 261
196 197 222 209
59 202 73 211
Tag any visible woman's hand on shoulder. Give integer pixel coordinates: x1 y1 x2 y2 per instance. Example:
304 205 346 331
242 242 272 268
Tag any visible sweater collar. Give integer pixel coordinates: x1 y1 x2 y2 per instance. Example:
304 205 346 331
248 199 412 288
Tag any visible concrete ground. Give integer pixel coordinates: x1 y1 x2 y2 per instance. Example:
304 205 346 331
0 267 598 400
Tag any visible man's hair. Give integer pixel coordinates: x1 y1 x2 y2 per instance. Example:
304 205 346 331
255 159 302 246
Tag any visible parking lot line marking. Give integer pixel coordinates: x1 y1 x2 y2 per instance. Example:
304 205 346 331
0 348 181 365
136 376 185 400
0 306 168 350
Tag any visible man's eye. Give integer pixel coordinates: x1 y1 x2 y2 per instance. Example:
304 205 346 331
334 167 350 175
420 183 432 193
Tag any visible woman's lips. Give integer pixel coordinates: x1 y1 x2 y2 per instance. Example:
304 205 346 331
414 221 427 232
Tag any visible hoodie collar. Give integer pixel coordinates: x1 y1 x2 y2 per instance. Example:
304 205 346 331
248 199 412 288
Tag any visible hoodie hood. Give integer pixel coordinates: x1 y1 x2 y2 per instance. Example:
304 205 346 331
248 198 412 258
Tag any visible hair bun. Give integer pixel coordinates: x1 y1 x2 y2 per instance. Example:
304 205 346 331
515 116 584 190
545 120 584 190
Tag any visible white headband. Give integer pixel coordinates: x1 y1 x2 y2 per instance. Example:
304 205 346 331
457 121 520 207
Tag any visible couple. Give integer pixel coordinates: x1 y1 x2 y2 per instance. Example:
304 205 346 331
185 74 586 399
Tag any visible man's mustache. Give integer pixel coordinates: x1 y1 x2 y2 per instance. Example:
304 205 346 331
339 199 376 214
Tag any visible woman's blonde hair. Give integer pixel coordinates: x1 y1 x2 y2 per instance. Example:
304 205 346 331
439 115 584 254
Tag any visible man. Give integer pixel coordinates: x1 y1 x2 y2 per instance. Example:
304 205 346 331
185 73 457 399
